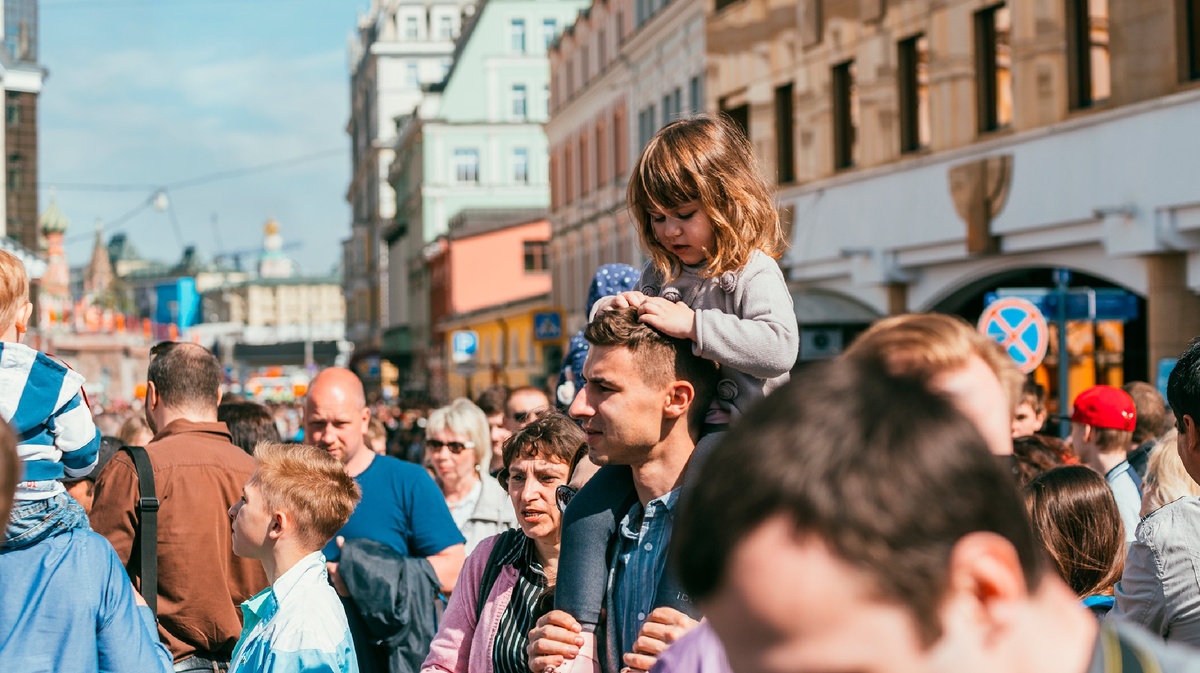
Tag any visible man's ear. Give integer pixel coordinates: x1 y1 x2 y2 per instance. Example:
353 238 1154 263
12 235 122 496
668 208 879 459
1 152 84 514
145 381 158 410
14 301 31 334
663 380 695 421
944 532 1028 628
1180 414 1200 456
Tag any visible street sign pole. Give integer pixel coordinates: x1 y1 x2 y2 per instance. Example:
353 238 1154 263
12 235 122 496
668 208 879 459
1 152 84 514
1054 268 1071 439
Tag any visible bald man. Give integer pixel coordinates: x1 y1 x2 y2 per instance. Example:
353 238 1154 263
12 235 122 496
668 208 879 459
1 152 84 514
305 368 465 670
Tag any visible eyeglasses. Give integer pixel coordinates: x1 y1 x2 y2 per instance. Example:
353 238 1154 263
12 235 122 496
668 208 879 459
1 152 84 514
555 485 578 513
424 438 475 454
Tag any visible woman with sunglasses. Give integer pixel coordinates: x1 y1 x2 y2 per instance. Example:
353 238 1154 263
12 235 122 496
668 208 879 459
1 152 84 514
422 410 587 673
425 399 517 554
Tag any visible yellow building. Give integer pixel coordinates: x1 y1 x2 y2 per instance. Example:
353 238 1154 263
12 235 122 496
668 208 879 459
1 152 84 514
440 296 563 401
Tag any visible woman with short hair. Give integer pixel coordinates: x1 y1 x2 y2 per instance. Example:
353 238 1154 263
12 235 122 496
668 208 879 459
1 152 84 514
422 410 587 673
425 399 516 554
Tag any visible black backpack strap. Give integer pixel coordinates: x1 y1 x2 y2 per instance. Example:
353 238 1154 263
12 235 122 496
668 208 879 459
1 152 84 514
475 528 526 623
120 445 159 615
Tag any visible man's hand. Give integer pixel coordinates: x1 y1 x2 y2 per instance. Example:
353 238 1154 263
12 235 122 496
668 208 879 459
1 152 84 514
327 536 349 597
637 298 696 341
527 610 583 673
621 608 699 673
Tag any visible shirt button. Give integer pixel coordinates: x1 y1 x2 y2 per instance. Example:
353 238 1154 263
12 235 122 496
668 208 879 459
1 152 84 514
644 543 653 551
637 612 645 621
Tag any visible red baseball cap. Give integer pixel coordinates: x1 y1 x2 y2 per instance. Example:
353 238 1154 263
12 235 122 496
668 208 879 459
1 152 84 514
1071 385 1136 432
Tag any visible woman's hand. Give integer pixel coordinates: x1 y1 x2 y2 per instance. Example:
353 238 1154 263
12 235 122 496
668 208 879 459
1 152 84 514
609 291 649 310
527 610 584 673
637 298 696 341
621 607 700 672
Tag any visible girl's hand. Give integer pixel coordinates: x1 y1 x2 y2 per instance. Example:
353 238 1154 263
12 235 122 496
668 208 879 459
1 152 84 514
637 297 696 340
610 290 649 310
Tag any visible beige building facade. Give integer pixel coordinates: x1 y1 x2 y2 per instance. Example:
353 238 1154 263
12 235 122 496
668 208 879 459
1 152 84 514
709 0 1200 389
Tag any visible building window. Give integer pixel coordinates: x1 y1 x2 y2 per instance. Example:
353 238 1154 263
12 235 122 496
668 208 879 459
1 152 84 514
831 60 857 170
673 87 682 120
1067 0 1110 108
524 241 549 272
511 18 527 53
512 84 528 119
690 75 703 113
975 4 1013 132
898 34 931 152
513 147 529 183
454 148 480 183
720 101 749 138
662 94 672 126
438 15 454 41
1189 0 1200 80
543 18 558 51
406 62 420 88
404 14 419 41
775 83 795 184
6 168 20 190
545 84 551 116
5 103 17 126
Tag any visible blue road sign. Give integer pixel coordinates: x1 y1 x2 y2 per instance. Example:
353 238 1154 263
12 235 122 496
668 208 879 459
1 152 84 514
978 297 1050 374
451 330 479 364
534 312 563 341
985 288 1138 321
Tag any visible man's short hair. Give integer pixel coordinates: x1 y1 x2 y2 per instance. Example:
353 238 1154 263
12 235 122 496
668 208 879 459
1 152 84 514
844 313 1024 414
218 401 282 455
0 249 29 335
674 359 1042 646
147 342 222 411
249 443 361 551
475 385 509 416
1166 338 1200 429
584 307 718 429
1124 381 1168 445
0 418 17 524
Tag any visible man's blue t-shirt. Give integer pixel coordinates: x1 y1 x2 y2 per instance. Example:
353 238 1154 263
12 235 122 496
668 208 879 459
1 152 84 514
323 454 464 562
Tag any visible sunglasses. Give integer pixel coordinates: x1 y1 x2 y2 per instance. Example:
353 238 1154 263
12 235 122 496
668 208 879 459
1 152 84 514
555 485 578 513
510 407 548 425
424 438 475 454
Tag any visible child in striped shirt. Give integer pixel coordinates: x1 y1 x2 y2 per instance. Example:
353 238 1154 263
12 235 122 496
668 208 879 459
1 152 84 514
0 249 101 547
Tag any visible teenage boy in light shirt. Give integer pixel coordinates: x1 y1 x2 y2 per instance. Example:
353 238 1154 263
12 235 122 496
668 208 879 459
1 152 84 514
227 443 362 673
1070 385 1141 541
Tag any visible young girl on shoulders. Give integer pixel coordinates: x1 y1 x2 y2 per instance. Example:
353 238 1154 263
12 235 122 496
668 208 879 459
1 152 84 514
554 115 799 665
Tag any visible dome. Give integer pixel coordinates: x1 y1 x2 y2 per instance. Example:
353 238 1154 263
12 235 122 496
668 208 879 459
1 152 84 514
39 192 70 235
264 217 280 236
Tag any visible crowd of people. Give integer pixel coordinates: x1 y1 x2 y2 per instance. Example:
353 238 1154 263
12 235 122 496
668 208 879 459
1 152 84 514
4 114 1200 673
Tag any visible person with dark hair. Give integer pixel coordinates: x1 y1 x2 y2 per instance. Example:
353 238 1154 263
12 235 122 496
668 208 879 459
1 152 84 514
91 342 268 670
475 386 511 476
0 417 174 672
1013 380 1049 437
1124 380 1170 478
1011 434 1067 487
528 307 718 673
669 359 1197 673
1114 337 1200 648
1024 466 1125 619
218 400 283 455
423 410 588 673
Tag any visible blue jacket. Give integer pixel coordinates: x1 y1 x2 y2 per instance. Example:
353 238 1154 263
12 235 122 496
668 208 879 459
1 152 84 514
0 528 173 672
0 341 101 499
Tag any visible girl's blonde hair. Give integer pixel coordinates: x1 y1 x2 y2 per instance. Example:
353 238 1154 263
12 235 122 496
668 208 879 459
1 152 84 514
627 114 786 281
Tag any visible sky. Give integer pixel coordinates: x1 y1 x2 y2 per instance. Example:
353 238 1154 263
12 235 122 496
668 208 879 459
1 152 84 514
39 0 371 276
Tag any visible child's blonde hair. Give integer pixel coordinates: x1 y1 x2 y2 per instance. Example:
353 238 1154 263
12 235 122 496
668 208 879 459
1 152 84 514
0 250 29 334
627 114 786 281
249 442 361 551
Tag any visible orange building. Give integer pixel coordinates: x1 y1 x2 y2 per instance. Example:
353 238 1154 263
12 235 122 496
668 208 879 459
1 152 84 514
426 210 561 401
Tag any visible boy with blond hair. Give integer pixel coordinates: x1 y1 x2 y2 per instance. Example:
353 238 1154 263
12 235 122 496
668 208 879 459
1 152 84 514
0 249 101 546
228 442 362 673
